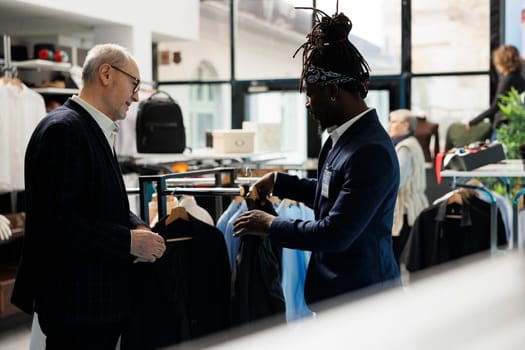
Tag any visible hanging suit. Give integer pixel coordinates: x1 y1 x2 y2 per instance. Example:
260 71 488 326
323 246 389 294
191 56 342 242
124 214 231 349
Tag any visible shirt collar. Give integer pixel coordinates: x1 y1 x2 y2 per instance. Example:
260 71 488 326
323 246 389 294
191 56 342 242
328 107 373 147
72 95 118 146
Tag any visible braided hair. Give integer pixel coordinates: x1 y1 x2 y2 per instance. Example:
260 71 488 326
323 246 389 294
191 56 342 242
294 6 370 98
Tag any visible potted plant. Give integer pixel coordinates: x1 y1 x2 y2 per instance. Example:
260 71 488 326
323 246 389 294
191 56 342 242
496 87 525 159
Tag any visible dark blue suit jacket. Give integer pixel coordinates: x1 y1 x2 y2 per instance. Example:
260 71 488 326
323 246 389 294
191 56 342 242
12 99 145 323
271 109 400 304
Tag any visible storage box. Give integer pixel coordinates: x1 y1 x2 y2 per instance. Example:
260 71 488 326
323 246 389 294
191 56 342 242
212 130 255 153
445 143 506 171
242 121 281 152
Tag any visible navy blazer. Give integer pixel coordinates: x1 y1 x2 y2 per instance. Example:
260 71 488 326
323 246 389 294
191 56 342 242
12 98 145 323
271 109 400 305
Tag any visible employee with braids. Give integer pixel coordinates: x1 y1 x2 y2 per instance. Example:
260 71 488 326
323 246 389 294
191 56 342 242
234 6 400 307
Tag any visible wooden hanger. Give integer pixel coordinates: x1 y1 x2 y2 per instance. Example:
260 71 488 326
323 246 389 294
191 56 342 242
282 198 298 207
268 195 281 206
165 206 192 242
165 206 190 225
233 195 245 204
447 191 463 206
247 185 260 201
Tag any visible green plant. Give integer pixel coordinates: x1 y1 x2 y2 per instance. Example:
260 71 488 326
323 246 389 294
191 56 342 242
496 87 525 159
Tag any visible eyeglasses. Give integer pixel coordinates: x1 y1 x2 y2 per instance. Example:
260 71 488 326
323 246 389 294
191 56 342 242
110 65 141 94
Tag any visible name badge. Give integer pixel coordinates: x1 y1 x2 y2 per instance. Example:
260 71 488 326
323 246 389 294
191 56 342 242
321 167 332 198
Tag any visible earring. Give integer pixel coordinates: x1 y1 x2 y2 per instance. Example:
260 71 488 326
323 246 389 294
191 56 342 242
330 96 336 102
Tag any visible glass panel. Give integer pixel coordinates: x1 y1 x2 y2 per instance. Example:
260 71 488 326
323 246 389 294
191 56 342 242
365 89 391 130
412 0 490 73
316 0 402 75
157 84 232 150
157 1 231 81
244 90 308 163
411 75 490 151
235 0 314 80
504 0 525 51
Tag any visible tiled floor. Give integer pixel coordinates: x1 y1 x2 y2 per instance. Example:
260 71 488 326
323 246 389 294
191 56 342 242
0 313 32 350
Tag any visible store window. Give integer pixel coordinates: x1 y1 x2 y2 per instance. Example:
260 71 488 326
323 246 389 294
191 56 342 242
411 0 490 73
157 0 231 82
316 0 402 75
244 90 308 163
157 83 232 150
411 75 490 148
235 0 313 80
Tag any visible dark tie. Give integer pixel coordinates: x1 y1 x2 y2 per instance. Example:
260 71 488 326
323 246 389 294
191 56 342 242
317 137 333 174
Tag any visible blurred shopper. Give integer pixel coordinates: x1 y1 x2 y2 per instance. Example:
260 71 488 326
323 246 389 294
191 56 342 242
389 109 429 265
468 45 525 139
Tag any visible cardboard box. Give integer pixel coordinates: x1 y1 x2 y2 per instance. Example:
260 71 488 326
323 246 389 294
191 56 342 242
212 130 255 153
445 143 506 171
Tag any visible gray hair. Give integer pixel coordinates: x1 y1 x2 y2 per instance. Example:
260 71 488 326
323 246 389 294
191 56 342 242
390 109 416 133
82 43 133 84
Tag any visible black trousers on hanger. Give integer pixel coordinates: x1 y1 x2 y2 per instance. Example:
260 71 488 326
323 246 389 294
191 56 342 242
392 214 411 267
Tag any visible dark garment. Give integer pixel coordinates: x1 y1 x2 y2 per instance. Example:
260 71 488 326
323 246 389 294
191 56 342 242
12 99 145 324
271 109 401 305
392 215 411 267
231 198 285 327
400 196 507 272
469 71 525 130
38 315 122 350
414 117 440 163
123 215 231 350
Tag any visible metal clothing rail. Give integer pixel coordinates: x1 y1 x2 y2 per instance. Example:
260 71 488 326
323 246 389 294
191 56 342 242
441 160 525 254
137 167 240 224
512 189 525 251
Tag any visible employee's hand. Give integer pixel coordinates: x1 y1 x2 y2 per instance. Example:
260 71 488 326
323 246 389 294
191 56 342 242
249 172 276 204
233 209 275 238
130 229 166 263
0 215 12 241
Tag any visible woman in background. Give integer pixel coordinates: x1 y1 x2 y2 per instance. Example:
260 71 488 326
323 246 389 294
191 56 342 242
468 45 525 139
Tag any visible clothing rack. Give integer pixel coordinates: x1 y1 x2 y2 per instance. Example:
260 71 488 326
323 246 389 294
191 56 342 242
512 188 525 250
136 167 242 224
452 182 500 255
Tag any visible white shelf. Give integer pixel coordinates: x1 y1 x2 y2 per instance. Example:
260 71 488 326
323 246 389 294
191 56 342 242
12 59 71 72
32 87 78 94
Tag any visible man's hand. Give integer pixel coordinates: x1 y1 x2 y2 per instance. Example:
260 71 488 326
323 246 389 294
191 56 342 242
249 172 276 204
130 229 166 263
233 209 275 238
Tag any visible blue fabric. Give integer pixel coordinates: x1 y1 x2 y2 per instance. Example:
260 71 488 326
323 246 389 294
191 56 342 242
216 200 242 236
277 201 314 321
222 201 248 270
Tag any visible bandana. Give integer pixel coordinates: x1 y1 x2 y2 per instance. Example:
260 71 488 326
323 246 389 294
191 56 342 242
305 65 361 86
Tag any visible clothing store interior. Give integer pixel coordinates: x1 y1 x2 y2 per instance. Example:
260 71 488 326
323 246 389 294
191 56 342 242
1 0 525 349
